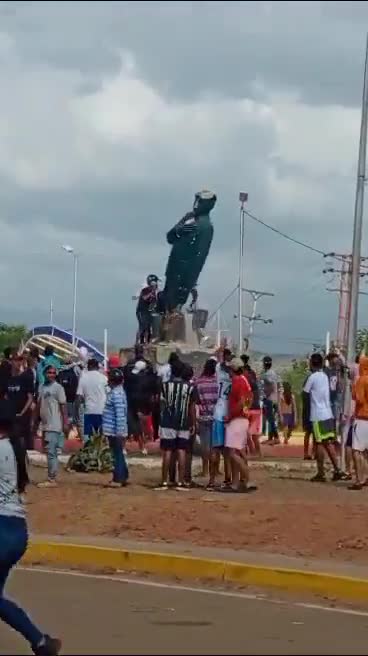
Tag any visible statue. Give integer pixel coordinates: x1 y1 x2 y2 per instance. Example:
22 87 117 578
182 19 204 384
162 190 216 312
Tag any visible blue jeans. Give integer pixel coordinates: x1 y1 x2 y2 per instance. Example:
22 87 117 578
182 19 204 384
84 414 102 443
108 436 129 483
44 431 63 480
0 515 43 648
263 399 279 439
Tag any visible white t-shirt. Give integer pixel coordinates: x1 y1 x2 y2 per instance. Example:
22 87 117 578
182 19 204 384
303 371 333 422
0 438 25 519
214 365 231 421
157 364 171 383
77 370 107 415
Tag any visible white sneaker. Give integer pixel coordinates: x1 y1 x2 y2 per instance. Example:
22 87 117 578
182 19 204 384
141 448 148 456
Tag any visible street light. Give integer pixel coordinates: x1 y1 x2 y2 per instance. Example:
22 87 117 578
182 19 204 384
61 244 78 351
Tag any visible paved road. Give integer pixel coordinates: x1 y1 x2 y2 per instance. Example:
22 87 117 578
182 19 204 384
2 568 368 655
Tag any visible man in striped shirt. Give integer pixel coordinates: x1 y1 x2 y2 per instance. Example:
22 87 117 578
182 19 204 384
195 359 218 481
156 360 196 490
102 369 129 488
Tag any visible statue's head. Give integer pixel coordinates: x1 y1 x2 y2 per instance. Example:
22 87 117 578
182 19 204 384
193 190 217 216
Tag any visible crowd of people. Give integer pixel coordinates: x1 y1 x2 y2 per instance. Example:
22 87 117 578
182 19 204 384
0 342 365 492
0 339 368 654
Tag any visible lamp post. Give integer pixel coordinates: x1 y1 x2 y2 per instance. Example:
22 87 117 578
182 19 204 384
62 244 78 351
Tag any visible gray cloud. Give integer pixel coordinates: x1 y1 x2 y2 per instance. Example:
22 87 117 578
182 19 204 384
0 0 366 353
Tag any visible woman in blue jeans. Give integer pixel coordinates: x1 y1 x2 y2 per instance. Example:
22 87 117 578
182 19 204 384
102 369 129 487
0 399 61 655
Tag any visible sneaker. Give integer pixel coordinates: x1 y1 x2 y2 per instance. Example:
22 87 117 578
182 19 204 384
154 482 169 491
105 481 124 488
348 482 364 490
332 470 350 482
175 482 189 491
34 635 62 656
37 480 58 488
238 483 258 493
141 447 148 456
310 473 326 483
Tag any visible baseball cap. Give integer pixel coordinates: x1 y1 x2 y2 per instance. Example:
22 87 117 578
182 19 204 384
132 360 147 375
229 357 244 371
108 354 120 369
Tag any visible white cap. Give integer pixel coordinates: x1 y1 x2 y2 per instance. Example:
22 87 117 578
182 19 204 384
132 360 147 375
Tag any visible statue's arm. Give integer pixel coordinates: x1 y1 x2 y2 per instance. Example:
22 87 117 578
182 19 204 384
166 213 196 245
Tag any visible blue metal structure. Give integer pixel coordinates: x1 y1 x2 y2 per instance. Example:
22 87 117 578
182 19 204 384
23 325 104 362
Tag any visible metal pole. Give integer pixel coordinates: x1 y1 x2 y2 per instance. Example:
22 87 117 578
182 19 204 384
72 254 78 351
50 298 54 326
346 34 368 364
248 296 258 337
341 35 368 471
238 204 245 351
103 328 108 371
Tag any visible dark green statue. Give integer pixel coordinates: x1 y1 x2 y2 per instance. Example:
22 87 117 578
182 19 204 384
163 190 216 312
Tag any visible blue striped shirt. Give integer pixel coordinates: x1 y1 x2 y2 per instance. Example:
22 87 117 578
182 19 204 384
102 385 128 437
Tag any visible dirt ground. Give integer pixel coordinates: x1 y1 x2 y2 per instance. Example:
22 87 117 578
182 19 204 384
26 465 368 564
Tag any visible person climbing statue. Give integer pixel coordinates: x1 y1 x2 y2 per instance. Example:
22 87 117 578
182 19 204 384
136 274 159 345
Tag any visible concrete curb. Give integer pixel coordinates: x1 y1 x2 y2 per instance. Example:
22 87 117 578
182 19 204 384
28 451 315 473
23 541 368 601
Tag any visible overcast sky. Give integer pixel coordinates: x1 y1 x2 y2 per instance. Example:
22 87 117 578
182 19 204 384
1 0 368 353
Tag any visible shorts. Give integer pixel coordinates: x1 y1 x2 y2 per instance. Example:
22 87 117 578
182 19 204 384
225 417 249 451
212 419 225 448
345 424 353 448
353 419 368 452
198 421 213 451
312 418 336 443
84 414 102 438
282 413 295 429
159 427 191 451
248 409 262 436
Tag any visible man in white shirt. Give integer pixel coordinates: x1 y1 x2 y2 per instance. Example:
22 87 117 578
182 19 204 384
304 352 347 483
77 358 107 442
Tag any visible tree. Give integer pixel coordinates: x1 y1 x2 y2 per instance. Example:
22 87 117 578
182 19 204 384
0 323 28 355
356 328 368 356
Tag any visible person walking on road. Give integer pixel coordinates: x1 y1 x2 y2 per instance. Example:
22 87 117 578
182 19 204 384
303 353 347 483
103 369 129 488
0 398 61 655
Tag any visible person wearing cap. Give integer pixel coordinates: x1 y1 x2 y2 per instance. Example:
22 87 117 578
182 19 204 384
136 274 159 345
260 355 280 445
77 358 107 442
124 359 158 455
102 369 129 487
224 358 256 493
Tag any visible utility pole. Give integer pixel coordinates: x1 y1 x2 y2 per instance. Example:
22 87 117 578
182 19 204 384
336 257 351 351
242 287 275 338
346 34 368 365
238 192 248 351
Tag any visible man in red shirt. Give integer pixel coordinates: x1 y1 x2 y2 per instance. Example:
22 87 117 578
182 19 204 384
224 358 257 493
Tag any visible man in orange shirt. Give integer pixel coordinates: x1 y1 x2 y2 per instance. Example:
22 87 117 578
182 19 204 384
350 356 368 490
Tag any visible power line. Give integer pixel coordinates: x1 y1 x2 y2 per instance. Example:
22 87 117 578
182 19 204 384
244 209 327 256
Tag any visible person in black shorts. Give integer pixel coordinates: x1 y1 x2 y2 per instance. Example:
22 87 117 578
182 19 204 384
156 360 196 490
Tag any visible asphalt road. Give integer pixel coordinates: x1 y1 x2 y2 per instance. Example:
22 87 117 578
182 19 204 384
2 568 368 655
